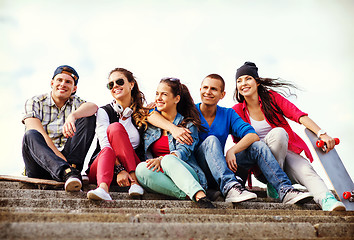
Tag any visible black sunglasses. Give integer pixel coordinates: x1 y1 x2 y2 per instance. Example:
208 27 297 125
107 78 125 90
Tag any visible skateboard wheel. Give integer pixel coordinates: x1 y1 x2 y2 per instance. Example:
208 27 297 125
316 140 324 148
316 138 340 148
343 191 352 199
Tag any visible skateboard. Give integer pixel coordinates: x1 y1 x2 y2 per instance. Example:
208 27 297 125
304 128 354 210
0 175 64 190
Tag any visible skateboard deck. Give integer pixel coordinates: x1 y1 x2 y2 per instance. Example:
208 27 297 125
304 128 354 210
0 175 64 190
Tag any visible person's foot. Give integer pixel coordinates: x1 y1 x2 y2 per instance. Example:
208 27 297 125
196 196 216 209
282 189 313 204
62 167 82 192
321 192 346 211
87 187 112 201
225 184 257 203
206 189 224 201
128 184 144 196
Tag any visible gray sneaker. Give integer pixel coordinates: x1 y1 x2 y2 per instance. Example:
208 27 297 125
282 189 313 204
225 184 257 203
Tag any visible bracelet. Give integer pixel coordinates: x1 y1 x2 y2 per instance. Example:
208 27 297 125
114 164 126 175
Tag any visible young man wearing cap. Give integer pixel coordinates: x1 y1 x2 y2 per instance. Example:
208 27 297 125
22 65 97 192
148 74 313 204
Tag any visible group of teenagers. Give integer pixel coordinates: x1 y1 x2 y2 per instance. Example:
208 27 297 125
22 62 346 211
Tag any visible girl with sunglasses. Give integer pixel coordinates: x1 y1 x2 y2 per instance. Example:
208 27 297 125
135 78 215 208
232 62 345 211
86 68 148 200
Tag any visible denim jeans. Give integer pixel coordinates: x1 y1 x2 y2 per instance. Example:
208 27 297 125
135 154 204 200
22 116 96 181
195 135 294 200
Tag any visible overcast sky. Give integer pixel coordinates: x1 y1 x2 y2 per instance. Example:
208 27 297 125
1 0 353 189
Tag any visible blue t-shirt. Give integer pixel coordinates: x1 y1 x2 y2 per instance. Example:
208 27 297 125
196 103 256 151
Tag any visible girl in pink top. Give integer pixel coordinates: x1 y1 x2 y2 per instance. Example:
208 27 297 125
232 62 345 211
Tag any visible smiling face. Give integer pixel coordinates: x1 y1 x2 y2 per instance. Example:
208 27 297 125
236 75 259 98
200 77 225 106
108 71 134 102
155 82 180 114
51 73 77 104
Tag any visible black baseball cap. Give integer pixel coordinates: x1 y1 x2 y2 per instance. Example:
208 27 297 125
52 65 79 85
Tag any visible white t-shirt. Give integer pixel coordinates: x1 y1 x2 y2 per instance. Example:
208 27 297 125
249 115 272 140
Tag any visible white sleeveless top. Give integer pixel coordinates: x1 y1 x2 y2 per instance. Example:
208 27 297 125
249 115 272 140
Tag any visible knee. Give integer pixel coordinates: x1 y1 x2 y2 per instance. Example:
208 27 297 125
77 115 96 128
269 127 289 143
160 155 180 170
107 122 125 135
250 140 267 150
136 162 152 179
203 135 221 147
24 129 40 138
23 129 42 143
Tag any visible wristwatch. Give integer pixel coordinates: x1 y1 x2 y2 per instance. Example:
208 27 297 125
317 129 327 138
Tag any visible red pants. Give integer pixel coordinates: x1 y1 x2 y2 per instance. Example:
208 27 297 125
88 122 141 187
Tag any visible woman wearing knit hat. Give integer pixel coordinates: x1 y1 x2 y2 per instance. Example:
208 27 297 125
232 61 346 211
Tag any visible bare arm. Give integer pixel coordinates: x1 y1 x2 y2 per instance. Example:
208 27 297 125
225 133 260 172
24 117 67 161
299 115 335 153
147 111 193 145
63 102 98 138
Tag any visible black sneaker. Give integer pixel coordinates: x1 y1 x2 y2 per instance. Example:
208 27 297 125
62 167 82 192
206 189 224 202
196 196 216 209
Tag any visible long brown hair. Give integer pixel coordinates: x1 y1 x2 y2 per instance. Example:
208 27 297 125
160 78 204 131
234 77 299 126
109 68 149 129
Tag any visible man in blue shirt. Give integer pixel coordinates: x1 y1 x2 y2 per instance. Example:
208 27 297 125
149 74 313 204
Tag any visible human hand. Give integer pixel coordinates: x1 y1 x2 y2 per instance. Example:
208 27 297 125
117 170 134 187
146 157 162 172
63 113 76 138
171 126 193 145
146 102 156 109
226 149 238 173
319 134 336 153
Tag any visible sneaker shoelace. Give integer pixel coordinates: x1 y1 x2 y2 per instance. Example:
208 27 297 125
233 184 245 194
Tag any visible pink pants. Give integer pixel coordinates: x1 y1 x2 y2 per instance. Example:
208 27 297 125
88 122 141 187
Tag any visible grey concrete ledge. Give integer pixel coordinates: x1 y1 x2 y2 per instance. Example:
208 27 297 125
0 222 319 239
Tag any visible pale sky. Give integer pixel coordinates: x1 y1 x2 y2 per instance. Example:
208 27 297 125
1 0 353 189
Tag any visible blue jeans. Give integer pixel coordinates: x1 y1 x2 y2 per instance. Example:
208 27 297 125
22 116 96 181
195 136 293 200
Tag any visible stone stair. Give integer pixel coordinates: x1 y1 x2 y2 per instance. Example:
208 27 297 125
0 180 353 239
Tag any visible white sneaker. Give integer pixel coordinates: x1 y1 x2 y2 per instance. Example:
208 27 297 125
87 187 112 201
128 184 144 196
225 184 257 203
64 177 82 192
282 189 313 204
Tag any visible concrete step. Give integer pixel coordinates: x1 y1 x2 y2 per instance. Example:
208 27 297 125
0 188 287 203
1 180 353 240
1 209 353 224
1 222 353 239
0 197 320 210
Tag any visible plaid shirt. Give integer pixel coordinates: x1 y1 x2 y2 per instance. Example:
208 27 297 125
22 92 86 151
